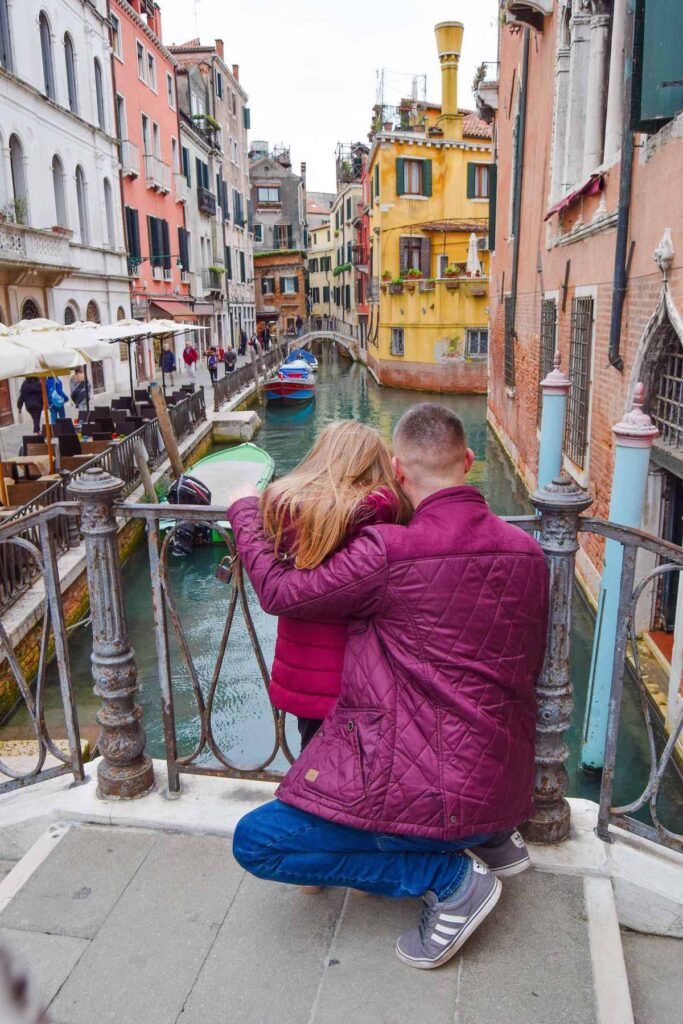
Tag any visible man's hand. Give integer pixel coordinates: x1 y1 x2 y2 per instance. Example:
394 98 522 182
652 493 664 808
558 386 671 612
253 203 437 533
228 483 260 504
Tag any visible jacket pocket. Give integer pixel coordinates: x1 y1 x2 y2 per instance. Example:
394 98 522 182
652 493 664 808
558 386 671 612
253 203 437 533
302 708 384 807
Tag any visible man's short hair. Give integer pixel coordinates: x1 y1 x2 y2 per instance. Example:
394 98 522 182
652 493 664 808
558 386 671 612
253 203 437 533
393 404 467 464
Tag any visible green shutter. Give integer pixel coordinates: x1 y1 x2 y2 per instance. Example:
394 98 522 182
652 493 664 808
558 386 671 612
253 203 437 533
243 106 251 129
374 163 379 198
467 163 476 199
488 163 497 251
293 275 299 293
422 159 432 197
395 157 405 196
632 0 683 132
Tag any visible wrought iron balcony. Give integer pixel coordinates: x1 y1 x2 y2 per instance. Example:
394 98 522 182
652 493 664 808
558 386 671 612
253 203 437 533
198 186 217 217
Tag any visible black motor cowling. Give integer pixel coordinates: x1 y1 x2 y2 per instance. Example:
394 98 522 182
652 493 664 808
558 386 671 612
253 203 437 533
167 475 212 556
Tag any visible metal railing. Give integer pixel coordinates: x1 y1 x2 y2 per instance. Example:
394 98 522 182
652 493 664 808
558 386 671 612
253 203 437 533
0 389 206 614
213 347 284 412
1 468 681 855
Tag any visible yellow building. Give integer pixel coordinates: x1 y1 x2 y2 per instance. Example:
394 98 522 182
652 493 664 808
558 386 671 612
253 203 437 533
367 21 492 392
307 221 333 317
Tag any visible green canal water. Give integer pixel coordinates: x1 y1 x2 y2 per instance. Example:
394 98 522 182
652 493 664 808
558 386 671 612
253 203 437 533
9 351 682 829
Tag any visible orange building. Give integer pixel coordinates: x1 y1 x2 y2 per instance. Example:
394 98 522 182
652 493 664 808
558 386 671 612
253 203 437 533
110 0 190 378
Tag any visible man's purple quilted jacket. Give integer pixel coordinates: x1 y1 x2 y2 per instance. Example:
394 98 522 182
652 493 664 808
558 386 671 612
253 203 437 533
229 486 549 840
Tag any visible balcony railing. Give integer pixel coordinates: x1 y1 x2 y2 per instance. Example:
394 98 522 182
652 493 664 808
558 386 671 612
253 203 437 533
198 186 217 217
120 139 140 178
201 267 223 293
0 222 71 278
144 154 171 193
174 172 189 204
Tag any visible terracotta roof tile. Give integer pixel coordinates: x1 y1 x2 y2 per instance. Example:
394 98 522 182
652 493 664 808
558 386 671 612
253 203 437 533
461 111 492 139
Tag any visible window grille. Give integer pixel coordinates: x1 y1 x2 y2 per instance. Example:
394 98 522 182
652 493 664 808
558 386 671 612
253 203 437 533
538 298 557 424
504 296 515 388
391 328 404 357
565 296 593 468
653 343 683 448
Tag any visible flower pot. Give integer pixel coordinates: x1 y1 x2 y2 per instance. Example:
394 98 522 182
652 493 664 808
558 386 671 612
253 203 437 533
380 283 388 293
383 122 393 131
419 280 435 292
445 280 460 291
388 282 403 295
405 282 416 293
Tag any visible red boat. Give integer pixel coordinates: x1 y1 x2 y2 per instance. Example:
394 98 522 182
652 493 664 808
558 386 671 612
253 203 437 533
265 375 316 405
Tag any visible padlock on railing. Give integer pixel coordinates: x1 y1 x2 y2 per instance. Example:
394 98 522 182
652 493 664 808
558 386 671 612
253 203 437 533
215 555 235 584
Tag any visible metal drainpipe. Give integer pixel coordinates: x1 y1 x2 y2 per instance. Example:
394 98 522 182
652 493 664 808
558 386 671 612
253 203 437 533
510 28 530 332
607 0 636 373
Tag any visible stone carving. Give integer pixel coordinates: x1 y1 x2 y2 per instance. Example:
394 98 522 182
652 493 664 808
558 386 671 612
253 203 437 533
653 227 674 284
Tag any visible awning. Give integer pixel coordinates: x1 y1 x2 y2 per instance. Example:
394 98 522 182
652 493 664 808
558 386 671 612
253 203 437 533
544 173 604 221
151 300 198 320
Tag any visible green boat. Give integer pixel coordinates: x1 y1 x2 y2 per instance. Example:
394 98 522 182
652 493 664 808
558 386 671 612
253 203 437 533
161 442 274 542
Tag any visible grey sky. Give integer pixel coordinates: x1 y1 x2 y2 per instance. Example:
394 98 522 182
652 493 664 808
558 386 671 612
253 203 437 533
161 1 499 193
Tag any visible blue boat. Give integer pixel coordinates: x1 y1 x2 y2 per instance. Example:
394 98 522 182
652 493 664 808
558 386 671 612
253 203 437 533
285 348 318 370
265 369 316 405
278 359 314 380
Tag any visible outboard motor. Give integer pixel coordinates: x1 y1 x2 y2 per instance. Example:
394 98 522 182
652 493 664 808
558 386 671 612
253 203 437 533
167 475 212 556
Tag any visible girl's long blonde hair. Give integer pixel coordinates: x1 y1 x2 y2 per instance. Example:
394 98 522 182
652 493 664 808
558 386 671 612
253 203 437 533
262 420 405 569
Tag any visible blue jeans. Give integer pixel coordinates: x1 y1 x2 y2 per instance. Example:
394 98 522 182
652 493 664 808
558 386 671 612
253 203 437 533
232 800 494 900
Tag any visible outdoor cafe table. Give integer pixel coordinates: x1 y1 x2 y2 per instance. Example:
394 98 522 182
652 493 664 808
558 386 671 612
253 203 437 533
4 454 52 478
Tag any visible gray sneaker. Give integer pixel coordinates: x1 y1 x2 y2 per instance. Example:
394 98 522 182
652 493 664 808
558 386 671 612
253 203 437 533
395 860 502 970
471 830 531 877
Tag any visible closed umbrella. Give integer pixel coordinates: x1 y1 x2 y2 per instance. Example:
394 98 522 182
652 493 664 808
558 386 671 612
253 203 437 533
466 232 481 277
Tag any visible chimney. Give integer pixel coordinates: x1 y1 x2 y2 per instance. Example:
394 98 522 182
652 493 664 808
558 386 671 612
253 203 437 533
151 3 162 42
434 21 464 136
215 38 224 59
232 64 240 82
300 161 307 183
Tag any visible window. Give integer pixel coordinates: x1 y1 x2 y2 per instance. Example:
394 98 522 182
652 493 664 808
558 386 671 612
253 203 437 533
166 73 175 108
309 257 318 273
94 59 105 129
275 224 292 248
466 328 489 358
633 0 683 132
190 88 205 117
256 185 280 203
346 196 351 220
323 285 330 303
565 296 594 469
86 300 100 323
110 13 121 58
239 250 246 283
321 255 331 272
396 157 432 197
115 94 126 140
310 287 320 304
152 122 160 158
147 52 156 91
262 276 275 295
125 206 140 263
9 134 26 222
344 284 351 310
147 215 170 269
280 275 298 294
391 328 404 357
136 41 145 81
437 253 449 278
75 165 89 243
215 70 223 98
171 138 179 173
233 189 244 226
467 163 490 199
374 163 379 200
52 155 66 226
232 92 237 115
195 158 210 190
64 304 76 325
253 224 263 242
178 226 190 271
243 106 251 129
181 145 191 184
504 296 515 388
225 246 232 279
141 114 151 154
399 236 430 275
104 178 115 248
0 0 11 70
538 299 557 424
346 240 352 263
39 12 55 99
64 34 78 113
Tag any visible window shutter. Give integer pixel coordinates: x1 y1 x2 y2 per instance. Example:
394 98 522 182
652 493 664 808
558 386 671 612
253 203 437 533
395 157 405 196
422 159 432 197
293 275 299 293
223 180 229 219
467 162 476 199
126 206 140 257
419 236 431 277
488 163 497 250
147 215 155 264
161 220 170 269
226 246 232 279
374 163 380 198
399 237 409 273
195 158 202 188
287 224 293 248
243 106 251 129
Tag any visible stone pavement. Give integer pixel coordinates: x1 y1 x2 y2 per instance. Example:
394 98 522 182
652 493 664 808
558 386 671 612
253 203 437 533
0 824 609 1024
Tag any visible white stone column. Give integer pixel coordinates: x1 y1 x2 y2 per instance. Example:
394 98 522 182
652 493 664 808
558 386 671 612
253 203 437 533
550 38 572 202
563 3 593 192
604 0 628 162
583 2 612 176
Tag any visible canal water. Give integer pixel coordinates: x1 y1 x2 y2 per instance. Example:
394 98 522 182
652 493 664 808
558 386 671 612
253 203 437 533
7 349 682 829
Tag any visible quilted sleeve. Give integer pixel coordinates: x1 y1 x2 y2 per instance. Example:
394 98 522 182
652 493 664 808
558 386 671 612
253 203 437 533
229 497 390 621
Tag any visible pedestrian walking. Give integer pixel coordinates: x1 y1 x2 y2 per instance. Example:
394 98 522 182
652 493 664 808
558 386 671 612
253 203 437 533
295 315 303 338
69 368 91 416
239 329 248 357
207 348 218 385
224 346 237 373
162 343 176 387
46 376 68 423
17 376 44 434
182 341 198 380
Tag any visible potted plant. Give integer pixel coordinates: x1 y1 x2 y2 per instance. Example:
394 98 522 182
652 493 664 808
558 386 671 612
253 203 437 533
388 278 404 295
442 263 464 290
403 268 422 292
383 121 393 131
420 277 436 292
382 270 391 280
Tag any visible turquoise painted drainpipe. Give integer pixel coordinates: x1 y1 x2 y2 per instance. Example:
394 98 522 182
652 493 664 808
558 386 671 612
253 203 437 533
538 351 571 488
581 384 658 770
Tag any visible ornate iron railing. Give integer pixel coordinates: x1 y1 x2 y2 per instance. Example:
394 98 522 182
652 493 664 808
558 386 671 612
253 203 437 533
213 347 285 412
0 468 681 851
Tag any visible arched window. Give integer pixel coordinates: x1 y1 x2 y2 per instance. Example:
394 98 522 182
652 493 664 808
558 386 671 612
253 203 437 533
103 177 114 248
9 134 27 224
64 33 77 113
86 300 100 323
39 12 55 99
116 306 126 320
52 154 66 227
21 299 41 320
75 165 89 243
0 0 12 72
94 57 105 129
63 304 77 325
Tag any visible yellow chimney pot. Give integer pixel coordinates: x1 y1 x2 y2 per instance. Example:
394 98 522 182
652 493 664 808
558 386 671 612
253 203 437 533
435 21 464 135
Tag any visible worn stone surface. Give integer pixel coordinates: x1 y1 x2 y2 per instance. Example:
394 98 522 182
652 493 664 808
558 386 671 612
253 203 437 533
622 931 683 1024
0 860 17 882
50 831 243 1024
0 927 87 1008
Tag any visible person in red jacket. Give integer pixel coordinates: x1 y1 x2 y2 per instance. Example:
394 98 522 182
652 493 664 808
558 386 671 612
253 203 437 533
182 341 198 379
260 420 406 750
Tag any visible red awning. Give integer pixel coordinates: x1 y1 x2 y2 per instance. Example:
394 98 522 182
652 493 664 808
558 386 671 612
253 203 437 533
151 300 198 320
544 173 604 221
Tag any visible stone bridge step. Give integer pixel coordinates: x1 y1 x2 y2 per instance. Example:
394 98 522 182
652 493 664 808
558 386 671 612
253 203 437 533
1 824 673 1024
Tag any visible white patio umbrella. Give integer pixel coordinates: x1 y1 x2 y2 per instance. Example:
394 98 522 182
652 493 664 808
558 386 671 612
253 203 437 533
466 233 481 277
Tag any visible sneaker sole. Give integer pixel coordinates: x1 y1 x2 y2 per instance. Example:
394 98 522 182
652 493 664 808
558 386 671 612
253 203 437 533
488 854 531 878
394 876 503 970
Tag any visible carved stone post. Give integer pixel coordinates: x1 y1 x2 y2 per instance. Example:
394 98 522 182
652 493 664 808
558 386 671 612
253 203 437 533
525 476 593 843
69 466 154 799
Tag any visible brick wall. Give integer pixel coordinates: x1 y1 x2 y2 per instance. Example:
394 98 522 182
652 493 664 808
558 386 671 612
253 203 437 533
378 357 487 393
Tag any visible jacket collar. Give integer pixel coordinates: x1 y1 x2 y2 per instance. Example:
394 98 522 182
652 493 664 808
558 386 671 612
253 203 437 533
413 486 487 516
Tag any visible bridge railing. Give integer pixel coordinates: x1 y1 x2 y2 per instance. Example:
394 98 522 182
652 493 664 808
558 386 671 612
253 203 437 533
1 467 680 853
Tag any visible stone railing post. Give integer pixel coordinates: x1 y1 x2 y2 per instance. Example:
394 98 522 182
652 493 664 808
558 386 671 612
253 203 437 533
526 475 593 843
69 466 154 799
538 350 571 488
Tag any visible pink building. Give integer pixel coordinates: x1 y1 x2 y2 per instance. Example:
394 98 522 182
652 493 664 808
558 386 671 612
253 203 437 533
110 0 190 379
